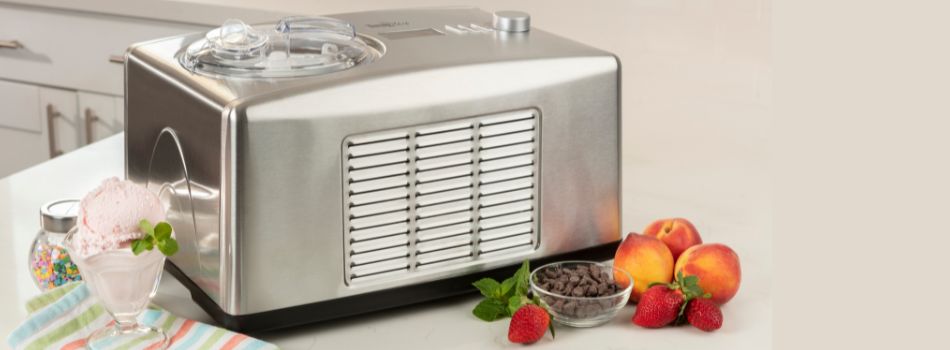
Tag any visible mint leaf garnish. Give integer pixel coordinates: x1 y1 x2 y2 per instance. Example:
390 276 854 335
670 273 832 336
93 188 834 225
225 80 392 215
131 239 149 255
130 219 178 257
157 237 179 256
139 219 154 237
499 277 516 299
471 261 545 319
512 260 531 296
472 298 507 321
470 260 556 339
154 222 172 240
472 278 501 298
508 295 525 316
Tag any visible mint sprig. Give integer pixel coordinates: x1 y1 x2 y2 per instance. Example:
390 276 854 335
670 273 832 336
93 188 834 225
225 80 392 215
471 261 555 338
131 219 179 256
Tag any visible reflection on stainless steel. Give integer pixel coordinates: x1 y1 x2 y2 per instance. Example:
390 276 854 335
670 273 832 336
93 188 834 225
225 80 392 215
144 128 223 304
126 8 620 318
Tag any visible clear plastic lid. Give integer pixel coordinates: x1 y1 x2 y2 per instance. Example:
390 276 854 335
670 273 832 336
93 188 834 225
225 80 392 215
180 16 383 78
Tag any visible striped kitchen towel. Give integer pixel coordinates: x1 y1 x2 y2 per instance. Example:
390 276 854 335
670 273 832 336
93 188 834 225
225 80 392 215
7 282 278 350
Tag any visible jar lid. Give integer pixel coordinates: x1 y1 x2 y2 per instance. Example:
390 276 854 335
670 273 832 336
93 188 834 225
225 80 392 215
40 199 80 234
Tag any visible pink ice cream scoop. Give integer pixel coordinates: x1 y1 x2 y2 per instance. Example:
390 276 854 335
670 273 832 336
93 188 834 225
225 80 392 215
72 177 166 258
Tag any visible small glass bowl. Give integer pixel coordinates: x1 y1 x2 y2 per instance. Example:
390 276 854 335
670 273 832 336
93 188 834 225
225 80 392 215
530 261 633 327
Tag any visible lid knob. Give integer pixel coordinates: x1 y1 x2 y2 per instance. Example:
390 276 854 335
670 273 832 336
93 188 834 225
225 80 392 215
207 19 267 60
493 11 531 32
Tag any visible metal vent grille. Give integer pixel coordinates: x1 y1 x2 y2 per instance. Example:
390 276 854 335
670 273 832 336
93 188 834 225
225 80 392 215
343 109 540 284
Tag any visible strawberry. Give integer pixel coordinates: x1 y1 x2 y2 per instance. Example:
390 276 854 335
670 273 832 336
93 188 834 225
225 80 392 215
632 285 684 328
508 304 551 344
633 272 710 329
686 298 723 332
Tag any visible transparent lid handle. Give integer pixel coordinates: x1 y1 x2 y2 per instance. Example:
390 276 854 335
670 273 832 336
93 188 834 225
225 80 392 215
275 16 356 40
207 18 267 60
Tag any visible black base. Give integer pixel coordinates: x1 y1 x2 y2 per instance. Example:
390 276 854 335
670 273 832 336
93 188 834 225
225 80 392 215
164 241 621 332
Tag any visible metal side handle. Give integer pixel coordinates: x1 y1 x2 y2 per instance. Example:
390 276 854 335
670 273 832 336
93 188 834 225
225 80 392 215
46 104 63 158
0 40 23 49
108 54 124 64
84 108 100 145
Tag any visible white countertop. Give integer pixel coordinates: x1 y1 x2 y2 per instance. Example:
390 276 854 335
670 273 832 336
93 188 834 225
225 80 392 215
0 134 771 349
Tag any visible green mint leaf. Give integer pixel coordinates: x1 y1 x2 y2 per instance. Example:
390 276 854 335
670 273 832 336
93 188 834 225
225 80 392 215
131 239 147 255
154 222 173 240
500 277 517 299
157 237 179 256
469 261 537 323
548 313 556 338
472 298 507 321
166 238 179 256
472 278 502 299
139 219 154 237
508 295 526 316
513 260 531 296
131 220 178 256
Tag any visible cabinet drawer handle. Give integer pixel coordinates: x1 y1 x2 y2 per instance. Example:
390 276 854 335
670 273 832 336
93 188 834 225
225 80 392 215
108 55 124 64
84 108 101 145
46 104 64 158
0 40 23 50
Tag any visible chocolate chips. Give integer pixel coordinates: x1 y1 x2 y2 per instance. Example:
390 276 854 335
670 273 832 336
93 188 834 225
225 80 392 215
534 264 626 319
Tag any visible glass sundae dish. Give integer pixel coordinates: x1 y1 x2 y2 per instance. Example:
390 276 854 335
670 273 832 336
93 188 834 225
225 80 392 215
64 177 177 349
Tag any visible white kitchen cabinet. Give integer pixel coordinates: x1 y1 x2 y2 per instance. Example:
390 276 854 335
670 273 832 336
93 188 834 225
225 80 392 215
0 4 208 96
0 80 45 178
0 127 48 179
0 2 215 177
0 82 79 177
0 80 41 132
78 91 123 144
0 0 288 177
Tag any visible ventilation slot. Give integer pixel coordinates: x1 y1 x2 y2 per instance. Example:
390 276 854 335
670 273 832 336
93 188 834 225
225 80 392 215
343 109 540 284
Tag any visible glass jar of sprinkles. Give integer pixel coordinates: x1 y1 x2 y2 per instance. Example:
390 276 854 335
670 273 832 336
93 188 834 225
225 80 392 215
29 199 83 290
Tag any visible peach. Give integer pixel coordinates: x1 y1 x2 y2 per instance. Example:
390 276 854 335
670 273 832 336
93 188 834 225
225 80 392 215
643 218 702 260
613 233 674 302
674 243 741 305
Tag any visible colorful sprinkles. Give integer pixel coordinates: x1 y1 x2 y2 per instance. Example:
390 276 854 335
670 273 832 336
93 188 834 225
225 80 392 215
30 243 82 290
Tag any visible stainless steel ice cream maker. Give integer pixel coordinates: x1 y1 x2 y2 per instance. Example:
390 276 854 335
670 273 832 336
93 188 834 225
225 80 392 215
124 8 621 331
